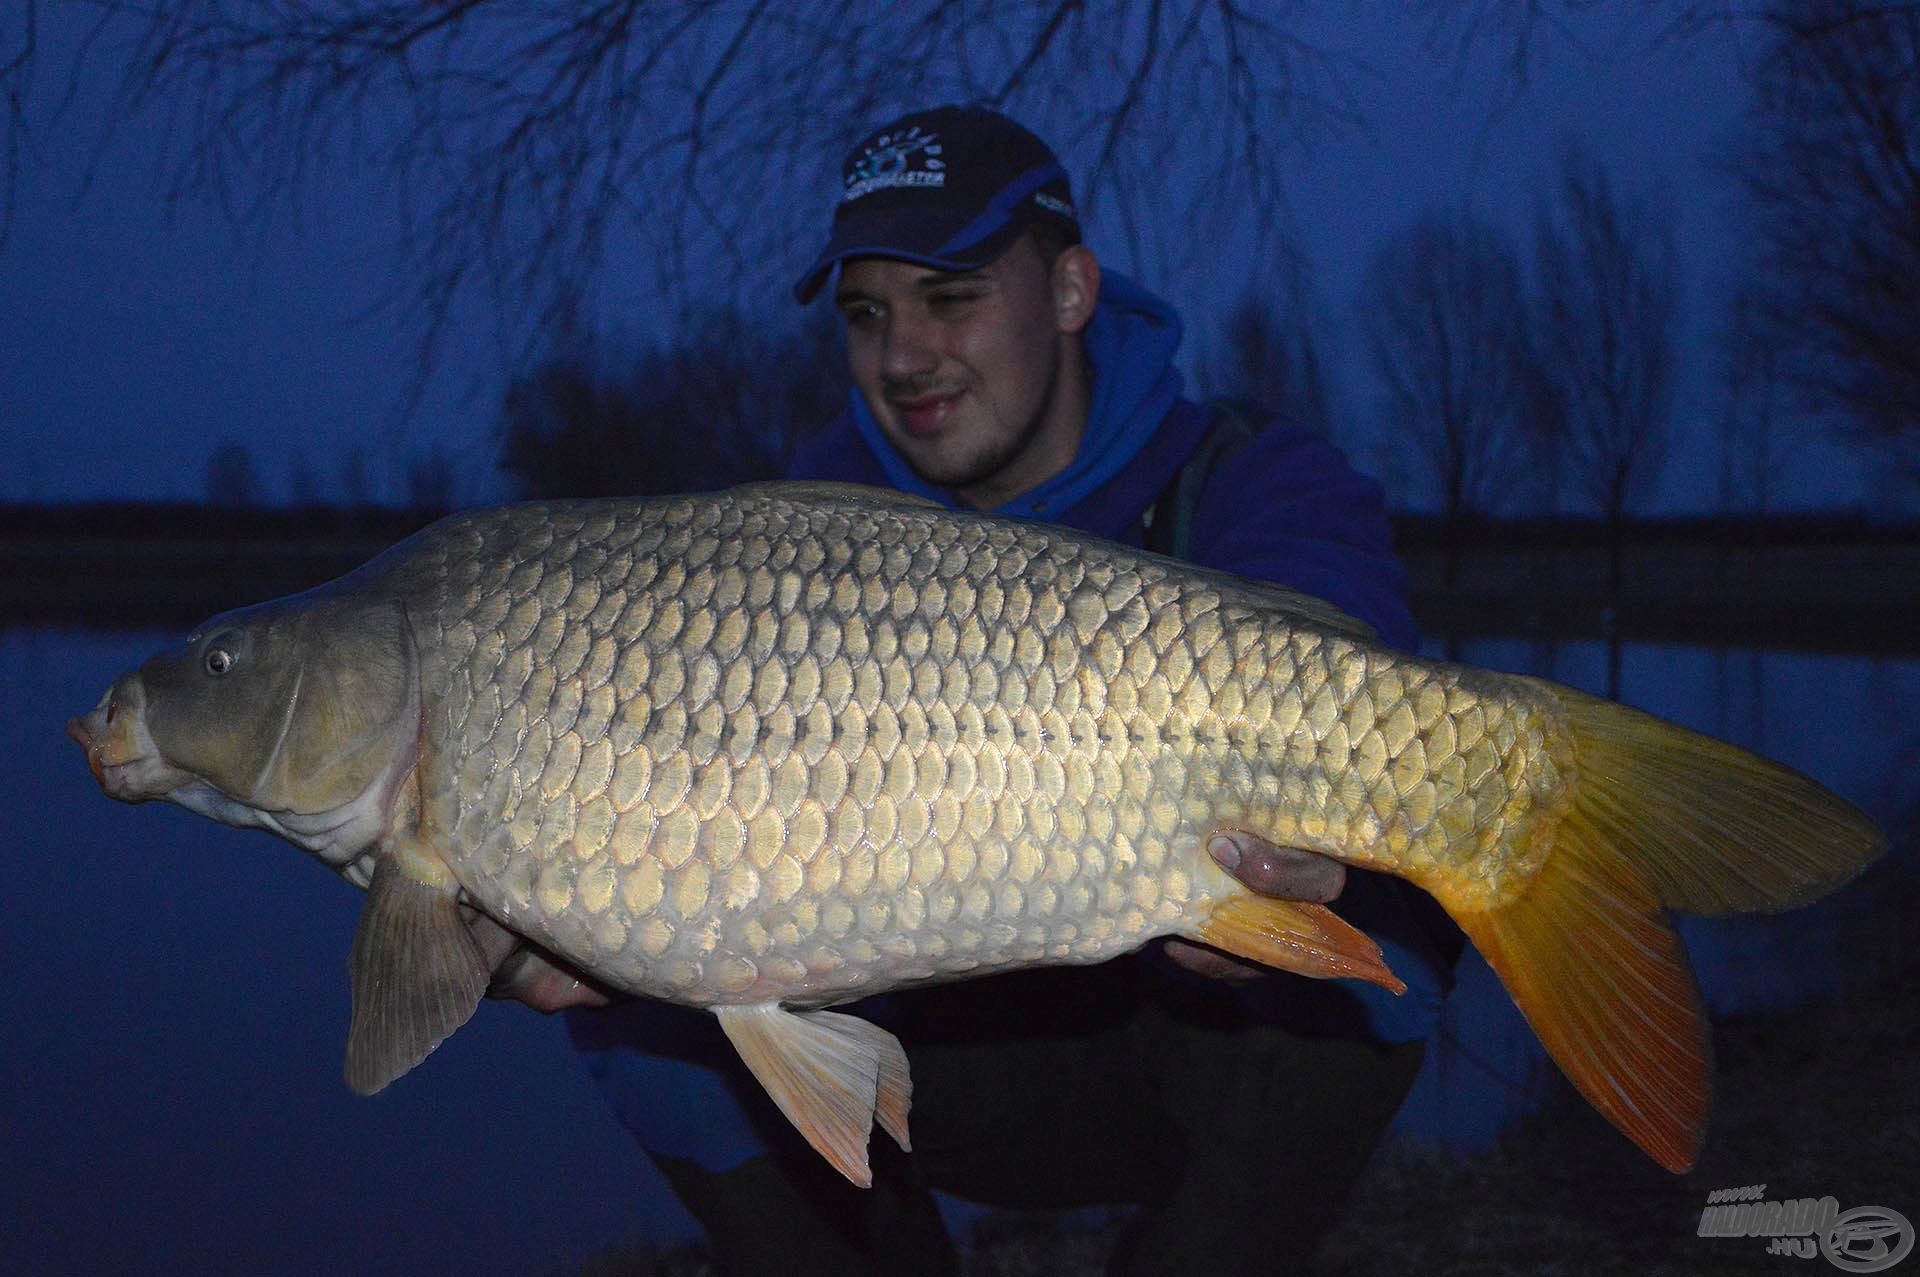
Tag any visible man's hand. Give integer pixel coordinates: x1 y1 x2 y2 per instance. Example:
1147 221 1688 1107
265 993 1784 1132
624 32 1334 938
464 909 622 1012
1162 831 1348 982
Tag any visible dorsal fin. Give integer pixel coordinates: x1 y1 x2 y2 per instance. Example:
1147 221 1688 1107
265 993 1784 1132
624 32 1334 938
1154 565 1377 642
730 480 947 511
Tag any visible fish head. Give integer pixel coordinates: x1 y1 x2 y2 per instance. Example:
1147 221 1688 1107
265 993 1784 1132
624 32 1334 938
69 590 417 835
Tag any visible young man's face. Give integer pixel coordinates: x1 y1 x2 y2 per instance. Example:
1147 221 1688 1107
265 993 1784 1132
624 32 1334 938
834 235 1096 509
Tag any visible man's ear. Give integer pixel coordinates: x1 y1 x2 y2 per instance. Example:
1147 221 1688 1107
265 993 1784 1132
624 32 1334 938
1052 245 1101 335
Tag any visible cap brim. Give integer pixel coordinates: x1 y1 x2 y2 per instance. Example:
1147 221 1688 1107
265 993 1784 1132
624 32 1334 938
793 218 1029 304
792 246 985 304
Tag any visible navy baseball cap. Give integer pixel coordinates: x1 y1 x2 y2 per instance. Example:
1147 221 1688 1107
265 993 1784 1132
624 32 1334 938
794 105 1081 304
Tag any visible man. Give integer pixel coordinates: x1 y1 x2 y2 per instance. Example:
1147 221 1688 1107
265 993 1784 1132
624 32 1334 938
568 106 1457 1275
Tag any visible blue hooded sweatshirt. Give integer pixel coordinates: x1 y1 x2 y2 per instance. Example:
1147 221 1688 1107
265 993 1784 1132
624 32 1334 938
570 272 1453 1170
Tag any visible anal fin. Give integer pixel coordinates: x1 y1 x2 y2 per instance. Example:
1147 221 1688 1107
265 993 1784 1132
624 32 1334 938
344 842 489 1095
715 1003 913 1187
1190 894 1406 993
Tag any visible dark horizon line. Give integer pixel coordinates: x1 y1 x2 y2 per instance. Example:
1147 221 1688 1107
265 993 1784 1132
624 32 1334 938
5 500 1918 655
5 498 1919 539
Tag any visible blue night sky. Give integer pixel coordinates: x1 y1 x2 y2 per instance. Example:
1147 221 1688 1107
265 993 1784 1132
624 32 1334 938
0 6 1889 513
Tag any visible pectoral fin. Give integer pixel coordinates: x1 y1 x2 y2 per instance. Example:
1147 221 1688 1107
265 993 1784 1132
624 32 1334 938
1189 894 1406 993
714 1003 913 1187
344 845 489 1095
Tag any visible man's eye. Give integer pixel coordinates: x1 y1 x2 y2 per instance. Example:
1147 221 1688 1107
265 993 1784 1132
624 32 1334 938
928 291 982 310
840 304 881 328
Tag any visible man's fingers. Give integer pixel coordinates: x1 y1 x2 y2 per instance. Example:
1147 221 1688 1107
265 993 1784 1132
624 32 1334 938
463 909 623 1011
1173 834 1347 983
1207 831 1345 903
1162 938 1268 983
463 909 522 969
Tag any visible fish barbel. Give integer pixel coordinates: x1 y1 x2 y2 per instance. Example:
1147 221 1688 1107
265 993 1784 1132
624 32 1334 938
68 482 1883 1183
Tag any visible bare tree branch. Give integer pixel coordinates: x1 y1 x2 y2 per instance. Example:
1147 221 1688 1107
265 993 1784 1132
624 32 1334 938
1720 284 1783 514
1 1 1710 387
500 306 846 497
1532 138 1678 519
1528 139 1677 694
34 2 1403 371
0 0 34 249
1201 248 1344 444
1734 0 1920 480
1361 209 1544 522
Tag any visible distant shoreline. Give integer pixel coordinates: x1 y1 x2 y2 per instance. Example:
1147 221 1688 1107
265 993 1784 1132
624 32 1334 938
5 502 1917 655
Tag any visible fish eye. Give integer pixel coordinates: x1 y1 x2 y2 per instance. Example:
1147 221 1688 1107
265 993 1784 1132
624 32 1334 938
201 629 246 677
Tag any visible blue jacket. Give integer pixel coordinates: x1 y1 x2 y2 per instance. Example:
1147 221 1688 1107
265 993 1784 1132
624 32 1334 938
571 272 1454 1169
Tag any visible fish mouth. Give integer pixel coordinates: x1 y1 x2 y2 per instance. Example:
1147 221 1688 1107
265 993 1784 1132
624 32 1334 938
68 678 176 803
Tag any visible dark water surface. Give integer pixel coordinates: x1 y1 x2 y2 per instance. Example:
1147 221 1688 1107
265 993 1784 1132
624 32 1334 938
6 629 697 1275
9 627 1912 1272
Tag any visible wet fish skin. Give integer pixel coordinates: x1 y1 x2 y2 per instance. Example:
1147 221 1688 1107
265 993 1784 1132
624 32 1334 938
398 490 1559 1006
69 481 1886 1184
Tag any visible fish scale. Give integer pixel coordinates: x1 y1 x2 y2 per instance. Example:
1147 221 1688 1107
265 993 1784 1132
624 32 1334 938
72 480 1884 1184
393 490 1563 1011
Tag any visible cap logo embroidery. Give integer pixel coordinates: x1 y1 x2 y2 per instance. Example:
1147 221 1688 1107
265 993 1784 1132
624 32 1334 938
844 125 946 201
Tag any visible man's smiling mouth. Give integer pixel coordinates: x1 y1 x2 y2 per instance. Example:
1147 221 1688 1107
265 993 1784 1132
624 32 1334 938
893 391 963 436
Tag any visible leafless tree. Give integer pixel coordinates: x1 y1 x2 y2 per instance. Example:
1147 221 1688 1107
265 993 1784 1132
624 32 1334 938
1361 209 1546 654
500 308 845 499
1363 210 1544 524
1720 285 1782 517
1734 0 1920 485
1202 250 1342 443
286 449 323 508
337 450 375 509
1531 141 1677 695
203 438 259 507
1711 285 1782 752
405 444 461 511
1533 141 1677 522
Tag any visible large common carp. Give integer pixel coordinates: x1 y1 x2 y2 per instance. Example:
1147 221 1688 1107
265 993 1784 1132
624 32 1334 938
69 482 1883 1183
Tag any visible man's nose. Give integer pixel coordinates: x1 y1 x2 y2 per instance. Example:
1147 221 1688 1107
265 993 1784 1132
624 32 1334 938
880 311 937 380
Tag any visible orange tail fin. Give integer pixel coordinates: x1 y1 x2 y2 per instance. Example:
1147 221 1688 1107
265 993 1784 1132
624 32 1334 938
1451 683 1886 1172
